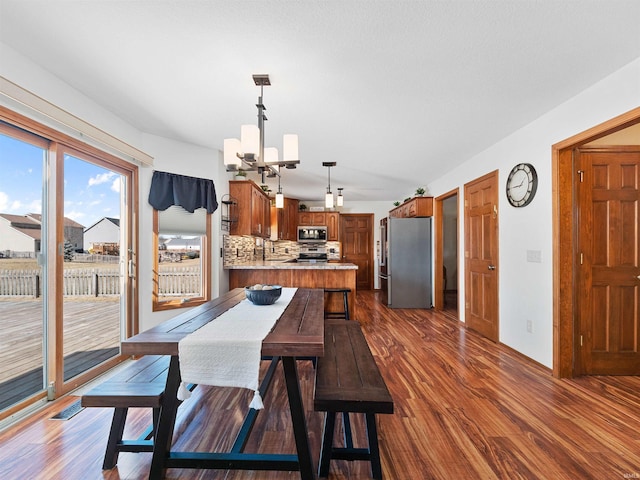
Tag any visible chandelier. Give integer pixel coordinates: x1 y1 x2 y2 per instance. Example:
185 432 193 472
223 74 299 183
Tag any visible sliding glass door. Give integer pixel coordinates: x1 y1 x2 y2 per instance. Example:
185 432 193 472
0 115 138 418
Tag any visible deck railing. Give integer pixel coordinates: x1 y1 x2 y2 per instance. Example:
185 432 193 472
0 267 201 297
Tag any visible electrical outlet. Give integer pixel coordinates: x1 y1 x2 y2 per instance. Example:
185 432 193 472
526 319 533 333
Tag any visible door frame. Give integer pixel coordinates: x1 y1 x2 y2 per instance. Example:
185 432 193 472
434 188 459 312
552 106 640 378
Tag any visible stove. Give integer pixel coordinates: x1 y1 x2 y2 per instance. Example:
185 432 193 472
298 244 328 263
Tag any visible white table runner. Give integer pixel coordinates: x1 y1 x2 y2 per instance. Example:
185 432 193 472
177 287 297 409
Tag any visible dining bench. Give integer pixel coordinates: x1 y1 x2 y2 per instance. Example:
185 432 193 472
80 355 194 470
314 320 394 479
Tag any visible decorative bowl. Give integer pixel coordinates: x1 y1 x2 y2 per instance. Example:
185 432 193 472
245 285 282 305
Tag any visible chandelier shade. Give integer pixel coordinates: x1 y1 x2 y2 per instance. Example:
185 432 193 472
283 134 299 162
264 147 279 165
223 138 242 167
240 125 260 159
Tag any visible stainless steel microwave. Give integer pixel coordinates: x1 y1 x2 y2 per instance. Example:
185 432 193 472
297 226 327 243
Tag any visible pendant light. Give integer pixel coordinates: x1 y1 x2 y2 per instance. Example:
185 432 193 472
323 161 336 208
336 188 344 207
275 170 284 208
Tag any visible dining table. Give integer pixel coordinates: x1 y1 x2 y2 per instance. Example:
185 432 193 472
121 287 324 480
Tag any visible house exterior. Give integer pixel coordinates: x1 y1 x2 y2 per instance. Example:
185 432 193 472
0 213 84 256
0 213 41 257
84 217 120 251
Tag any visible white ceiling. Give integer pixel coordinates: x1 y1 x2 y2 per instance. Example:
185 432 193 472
1 1 639 203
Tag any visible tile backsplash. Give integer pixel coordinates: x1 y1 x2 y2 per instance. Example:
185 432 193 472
223 235 341 266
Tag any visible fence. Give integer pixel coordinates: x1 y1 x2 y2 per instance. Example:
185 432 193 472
73 253 120 264
0 250 35 259
157 267 201 297
0 267 201 297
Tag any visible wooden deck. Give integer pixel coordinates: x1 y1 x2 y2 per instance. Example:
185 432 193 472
0 298 120 410
0 290 639 479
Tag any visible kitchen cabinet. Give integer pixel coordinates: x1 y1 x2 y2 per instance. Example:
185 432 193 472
229 180 271 238
326 212 339 241
298 211 312 225
298 211 340 241
389 196 433 218
270 197 299 241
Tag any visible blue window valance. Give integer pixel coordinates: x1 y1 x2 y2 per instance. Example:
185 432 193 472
148 170 218 214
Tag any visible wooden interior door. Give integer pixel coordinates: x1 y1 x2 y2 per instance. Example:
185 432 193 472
340 214 374 290
577 146 640 375
464 171 499 342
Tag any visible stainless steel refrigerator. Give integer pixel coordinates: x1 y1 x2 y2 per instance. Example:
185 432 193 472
386 216 432 308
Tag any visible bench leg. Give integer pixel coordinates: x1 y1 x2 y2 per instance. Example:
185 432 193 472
103 407 128 470
282 356 315 480
318 412 336 478
151 407 160 438
365 413 382 480
342 412 354 449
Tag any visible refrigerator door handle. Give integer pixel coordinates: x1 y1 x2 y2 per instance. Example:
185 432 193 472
387 275 391 305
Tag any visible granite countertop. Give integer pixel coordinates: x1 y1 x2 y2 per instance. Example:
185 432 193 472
225 260 358 270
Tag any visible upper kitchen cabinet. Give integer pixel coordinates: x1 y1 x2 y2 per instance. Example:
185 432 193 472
229 180 271 238
326 212 339 241
389 196 433 218
270 197 299 241
297 211 339 241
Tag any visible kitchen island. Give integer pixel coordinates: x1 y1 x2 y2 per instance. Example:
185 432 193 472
227 260 358 320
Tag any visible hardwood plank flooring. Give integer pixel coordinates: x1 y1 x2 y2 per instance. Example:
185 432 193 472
0 290 639 479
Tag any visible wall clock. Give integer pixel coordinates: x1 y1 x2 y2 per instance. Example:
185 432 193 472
506 163 538 207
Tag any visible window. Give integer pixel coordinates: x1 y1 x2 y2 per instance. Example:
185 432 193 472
152 206 211 311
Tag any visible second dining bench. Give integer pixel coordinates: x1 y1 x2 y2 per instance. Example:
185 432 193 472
314 319 394 479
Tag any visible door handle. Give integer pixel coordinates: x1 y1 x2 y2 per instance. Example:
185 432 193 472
636 275 640 280
488 265 496 270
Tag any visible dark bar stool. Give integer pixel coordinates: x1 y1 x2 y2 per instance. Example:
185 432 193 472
324 288 351 320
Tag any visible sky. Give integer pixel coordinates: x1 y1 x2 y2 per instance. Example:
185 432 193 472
0 132 122 229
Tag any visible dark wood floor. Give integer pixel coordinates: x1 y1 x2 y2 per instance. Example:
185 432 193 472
0 290 639 479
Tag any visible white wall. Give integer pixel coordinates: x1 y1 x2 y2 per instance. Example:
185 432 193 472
138 133 229 331
427 56 640 368
0 43 144 154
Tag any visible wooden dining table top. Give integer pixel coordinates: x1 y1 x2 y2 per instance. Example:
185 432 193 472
121 287 325 358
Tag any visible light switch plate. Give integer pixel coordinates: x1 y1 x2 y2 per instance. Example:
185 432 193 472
526 250 542 263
